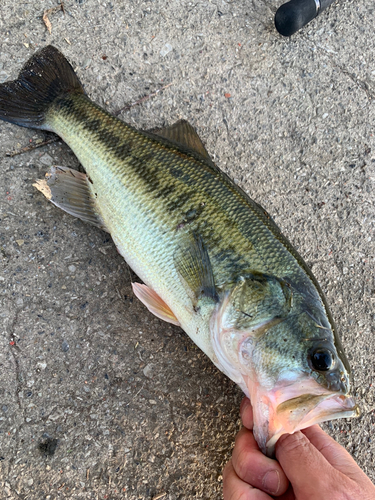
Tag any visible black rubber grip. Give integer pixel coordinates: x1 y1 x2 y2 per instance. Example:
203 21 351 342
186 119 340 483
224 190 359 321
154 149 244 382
275 0 335 37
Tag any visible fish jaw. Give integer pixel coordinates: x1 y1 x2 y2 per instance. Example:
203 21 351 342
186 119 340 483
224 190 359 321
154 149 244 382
246 373 360 457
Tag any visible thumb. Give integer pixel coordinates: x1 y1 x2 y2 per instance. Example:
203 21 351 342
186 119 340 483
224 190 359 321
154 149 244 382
302 426 375 493
275 431 344 499
302 425 364 480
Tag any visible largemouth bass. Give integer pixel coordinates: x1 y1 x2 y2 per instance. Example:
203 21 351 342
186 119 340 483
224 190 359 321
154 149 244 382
0 46 359 455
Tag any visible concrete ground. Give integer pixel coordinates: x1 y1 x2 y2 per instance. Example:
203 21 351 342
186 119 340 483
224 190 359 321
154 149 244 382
0 0 374 498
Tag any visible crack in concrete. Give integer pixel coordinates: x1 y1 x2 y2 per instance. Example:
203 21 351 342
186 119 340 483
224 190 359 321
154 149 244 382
7 309 25 416
330 60 375 101
4 305 30 477
303 40 375 101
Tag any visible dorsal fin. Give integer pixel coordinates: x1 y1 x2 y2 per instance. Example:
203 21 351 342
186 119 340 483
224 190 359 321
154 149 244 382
151 120 211 160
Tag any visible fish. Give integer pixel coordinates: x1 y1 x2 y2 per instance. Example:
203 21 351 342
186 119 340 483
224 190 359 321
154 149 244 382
0 45 359 456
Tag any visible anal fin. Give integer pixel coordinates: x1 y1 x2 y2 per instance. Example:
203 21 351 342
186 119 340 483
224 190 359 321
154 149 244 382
33 166 108 231
132 283 180 326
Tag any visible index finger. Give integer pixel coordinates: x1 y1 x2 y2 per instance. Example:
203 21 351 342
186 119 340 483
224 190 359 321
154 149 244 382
232 426 290 496
223 459 275 500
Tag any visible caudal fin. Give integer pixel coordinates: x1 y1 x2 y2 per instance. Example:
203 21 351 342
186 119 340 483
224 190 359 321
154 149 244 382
0 45 84 130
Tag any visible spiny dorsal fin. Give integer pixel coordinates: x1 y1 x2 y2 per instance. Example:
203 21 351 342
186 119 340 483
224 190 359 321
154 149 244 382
33 166 108 231
152 120 211 160
174 233 218 303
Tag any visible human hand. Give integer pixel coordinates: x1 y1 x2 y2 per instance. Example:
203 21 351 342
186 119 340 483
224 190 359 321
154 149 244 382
223 397 375 499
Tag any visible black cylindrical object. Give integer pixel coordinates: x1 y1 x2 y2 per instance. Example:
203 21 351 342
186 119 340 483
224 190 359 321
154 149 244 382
275 0 336 37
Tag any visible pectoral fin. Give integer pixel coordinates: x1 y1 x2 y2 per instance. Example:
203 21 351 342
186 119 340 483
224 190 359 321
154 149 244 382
33 166 108 231
174 233 218 303
132 283 180 326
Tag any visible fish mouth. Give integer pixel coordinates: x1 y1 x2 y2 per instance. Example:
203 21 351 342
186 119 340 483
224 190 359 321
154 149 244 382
265 392 360 456
246 374 360 457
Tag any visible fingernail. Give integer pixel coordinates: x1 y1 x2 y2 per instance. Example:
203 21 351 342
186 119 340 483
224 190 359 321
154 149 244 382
240 398 250 416
262 470 280 495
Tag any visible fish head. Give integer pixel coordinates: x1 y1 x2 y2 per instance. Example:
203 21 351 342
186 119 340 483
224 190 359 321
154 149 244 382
211 273 359 456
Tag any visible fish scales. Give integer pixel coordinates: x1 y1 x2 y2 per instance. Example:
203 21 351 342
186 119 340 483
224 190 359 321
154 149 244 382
0 46 358 455
49 93 321 291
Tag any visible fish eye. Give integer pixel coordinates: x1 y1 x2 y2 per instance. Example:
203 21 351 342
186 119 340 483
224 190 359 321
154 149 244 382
311 348 334 371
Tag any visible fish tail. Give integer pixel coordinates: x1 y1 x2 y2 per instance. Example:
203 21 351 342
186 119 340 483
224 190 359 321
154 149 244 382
0 45 84 131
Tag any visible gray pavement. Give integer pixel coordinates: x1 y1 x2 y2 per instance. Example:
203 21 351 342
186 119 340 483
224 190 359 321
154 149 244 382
0 0 374 498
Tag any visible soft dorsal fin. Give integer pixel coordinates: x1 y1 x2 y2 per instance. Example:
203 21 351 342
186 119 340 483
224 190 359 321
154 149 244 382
152 119 211 160
132 282 180 326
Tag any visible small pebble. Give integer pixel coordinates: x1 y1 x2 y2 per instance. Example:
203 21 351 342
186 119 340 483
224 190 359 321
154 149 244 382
160 43 172 57
143 364 154 378
82 58 92 69
0 71 9 83
39 154 53 166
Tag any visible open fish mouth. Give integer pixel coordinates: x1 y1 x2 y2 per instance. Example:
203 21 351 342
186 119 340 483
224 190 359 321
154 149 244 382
264 390 360 456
